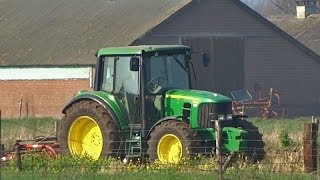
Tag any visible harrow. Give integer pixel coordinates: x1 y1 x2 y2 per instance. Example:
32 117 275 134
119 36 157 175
0 136 59 170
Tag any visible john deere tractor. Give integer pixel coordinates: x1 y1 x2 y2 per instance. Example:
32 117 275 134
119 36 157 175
58 45 264 164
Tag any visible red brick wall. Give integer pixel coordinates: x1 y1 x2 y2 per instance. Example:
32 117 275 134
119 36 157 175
0 79 91 118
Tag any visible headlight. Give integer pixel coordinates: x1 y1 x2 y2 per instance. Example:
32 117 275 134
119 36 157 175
209 113 218 121
226 114 233 120
218 114 225 121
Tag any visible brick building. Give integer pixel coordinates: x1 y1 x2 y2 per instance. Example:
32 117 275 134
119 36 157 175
0 65 94 118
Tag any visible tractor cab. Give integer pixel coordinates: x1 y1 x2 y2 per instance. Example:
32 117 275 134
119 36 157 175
94 45 193 129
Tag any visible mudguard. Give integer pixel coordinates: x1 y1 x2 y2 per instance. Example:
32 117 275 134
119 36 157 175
146 116 178 139
62 91 129 129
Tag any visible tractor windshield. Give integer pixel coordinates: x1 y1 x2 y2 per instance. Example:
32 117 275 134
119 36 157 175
145 53 189 94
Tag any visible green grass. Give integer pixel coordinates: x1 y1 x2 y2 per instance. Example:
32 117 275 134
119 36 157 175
1 117 312 149
0 154 317 180
0 117 316 179
1 170 317 180
0 117 58 150
249 117 310 135
248 117 311 148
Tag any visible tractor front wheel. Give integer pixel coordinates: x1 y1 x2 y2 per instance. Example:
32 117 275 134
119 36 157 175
58 100 120 160
147 120 198 164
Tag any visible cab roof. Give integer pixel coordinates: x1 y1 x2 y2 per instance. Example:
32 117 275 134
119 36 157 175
97 45 190 57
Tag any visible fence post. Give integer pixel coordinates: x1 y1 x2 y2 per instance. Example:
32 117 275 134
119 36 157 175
215 120 223 180
19 98 22 119
303 118 318 173
15 145 23 171
55 120 58 138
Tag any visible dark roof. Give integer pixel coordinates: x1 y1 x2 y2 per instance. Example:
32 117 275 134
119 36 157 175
269 16 320 56
1 0 319 66
229 0 320 62
0 0 191 66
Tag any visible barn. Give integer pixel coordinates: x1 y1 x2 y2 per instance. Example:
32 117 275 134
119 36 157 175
0 0 319 117
131 0 320 116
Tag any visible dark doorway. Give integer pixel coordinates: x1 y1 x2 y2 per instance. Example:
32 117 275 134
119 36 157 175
182 36 244 95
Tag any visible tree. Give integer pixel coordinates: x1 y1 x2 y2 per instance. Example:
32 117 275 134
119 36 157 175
242 0 297 16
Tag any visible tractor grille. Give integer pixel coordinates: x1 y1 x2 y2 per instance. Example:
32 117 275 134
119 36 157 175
198 102 232 128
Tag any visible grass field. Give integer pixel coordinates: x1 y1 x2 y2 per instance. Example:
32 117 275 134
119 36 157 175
0 153 317 180
0 117 58 150
1 171 317 180
250 117 310 147
1 117 311 150
0 116 315 179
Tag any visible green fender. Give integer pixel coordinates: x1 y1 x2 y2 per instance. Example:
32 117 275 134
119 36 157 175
62 90 129 130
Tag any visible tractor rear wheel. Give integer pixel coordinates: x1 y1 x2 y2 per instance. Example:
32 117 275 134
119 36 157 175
234 119 265 162
58 100 121 160
147 120 198 164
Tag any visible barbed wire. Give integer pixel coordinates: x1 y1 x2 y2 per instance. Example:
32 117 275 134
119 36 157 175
0 157 309 174
1 119 56 135
1 119 316 149
1 117 319 177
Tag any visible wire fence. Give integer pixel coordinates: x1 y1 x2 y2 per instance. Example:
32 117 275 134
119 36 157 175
0 115 320 179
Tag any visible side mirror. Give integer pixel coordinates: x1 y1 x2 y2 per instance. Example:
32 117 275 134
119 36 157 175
130 57 139 71
202 52 210 67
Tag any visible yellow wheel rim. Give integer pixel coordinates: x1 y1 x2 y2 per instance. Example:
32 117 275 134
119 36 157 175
157 134 182 164
68 116 103 160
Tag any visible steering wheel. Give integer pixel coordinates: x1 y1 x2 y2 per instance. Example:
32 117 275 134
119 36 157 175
146 76 165 93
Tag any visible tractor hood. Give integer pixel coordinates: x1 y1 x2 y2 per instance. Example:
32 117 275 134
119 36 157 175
165 89 232 104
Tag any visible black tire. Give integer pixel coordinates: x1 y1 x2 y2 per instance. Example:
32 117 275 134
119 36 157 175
58 100 121 158
234 119 265 162
147 120 198 163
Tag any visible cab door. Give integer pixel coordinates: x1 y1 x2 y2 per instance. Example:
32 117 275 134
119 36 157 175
113 56 141 126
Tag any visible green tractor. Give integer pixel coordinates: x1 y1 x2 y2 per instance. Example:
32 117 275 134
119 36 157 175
58 45 264 164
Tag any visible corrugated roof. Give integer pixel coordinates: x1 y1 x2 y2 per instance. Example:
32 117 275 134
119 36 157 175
0 0 191 66
1 0 319 66
230 0 320 62
269 16 320 56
